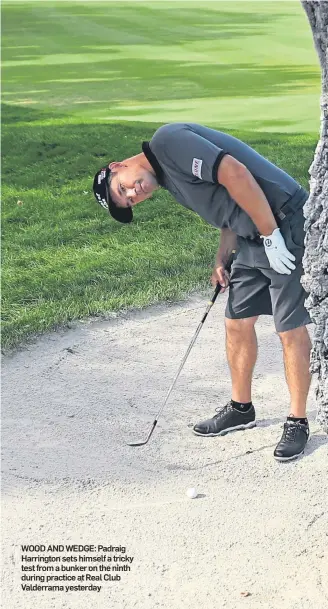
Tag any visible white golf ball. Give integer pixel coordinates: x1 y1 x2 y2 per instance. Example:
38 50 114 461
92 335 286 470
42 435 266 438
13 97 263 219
186 487 198 499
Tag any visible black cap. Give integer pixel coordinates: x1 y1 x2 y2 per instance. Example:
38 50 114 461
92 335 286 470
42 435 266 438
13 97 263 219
93 166 133 224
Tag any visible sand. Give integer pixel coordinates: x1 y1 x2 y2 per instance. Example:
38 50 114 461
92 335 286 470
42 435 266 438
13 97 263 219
2 291 327 609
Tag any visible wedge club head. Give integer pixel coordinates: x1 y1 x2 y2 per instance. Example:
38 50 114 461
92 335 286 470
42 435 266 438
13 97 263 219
126 421 157 447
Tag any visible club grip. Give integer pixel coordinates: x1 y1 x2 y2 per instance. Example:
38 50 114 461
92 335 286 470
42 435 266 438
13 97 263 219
211 249 236 304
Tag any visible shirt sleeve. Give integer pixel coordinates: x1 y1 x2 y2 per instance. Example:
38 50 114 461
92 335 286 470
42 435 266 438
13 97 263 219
149 124 227 183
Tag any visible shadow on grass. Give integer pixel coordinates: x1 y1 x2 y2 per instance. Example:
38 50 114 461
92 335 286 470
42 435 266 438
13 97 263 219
2 61 320 110
1 102 67 125
2 5 290 51
1 102 317 180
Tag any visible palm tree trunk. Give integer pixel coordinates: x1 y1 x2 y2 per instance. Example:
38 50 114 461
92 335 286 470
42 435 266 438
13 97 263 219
301 1 328 432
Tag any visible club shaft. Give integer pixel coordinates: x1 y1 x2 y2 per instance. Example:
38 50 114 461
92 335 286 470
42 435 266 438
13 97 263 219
151 250 236 424
154 316 209 421
151 250 235 423
129 250 236 446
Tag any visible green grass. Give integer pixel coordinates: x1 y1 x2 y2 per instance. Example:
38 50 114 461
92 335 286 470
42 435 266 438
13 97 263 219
1 0 321 132
1 1 321 350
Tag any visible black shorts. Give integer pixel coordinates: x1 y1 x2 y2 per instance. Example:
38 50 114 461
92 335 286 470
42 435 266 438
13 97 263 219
225 189 312 332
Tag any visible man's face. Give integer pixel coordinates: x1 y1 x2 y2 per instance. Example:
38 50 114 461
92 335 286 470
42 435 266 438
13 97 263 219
109 162 159 209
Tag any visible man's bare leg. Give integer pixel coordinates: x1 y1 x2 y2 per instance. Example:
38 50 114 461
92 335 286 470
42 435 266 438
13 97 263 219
278 326 312 417
225 316 259 403
192 316 259 436
273 325 312 461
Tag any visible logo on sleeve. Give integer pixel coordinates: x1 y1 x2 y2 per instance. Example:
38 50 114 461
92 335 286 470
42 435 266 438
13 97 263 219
192 158 203 179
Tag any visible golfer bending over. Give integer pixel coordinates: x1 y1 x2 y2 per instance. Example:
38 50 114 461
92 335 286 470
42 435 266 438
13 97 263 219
93 122 312 461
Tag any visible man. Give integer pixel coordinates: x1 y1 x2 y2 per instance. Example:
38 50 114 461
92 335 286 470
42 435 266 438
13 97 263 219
93 122 312 461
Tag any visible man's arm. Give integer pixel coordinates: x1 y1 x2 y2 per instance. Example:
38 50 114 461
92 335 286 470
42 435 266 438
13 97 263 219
211 228 238 291
217 155 278 237
216 228 238 266
217 155 296 275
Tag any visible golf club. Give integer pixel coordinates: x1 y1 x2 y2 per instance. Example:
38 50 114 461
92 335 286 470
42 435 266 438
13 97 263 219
126 250 236 447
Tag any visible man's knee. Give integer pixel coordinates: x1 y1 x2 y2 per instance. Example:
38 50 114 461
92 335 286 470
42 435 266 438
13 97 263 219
225 316 259 334
278 324 312 346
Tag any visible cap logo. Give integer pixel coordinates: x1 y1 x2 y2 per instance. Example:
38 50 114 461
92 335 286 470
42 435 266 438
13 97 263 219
96 192 108 210
98 169 107 185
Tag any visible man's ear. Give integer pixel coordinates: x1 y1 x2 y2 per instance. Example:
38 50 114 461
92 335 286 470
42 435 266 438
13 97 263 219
109 161 125 171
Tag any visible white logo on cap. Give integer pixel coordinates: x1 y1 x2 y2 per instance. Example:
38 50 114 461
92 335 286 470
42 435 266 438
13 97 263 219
192 158 203 179
96 192 108 210
98 169 107 185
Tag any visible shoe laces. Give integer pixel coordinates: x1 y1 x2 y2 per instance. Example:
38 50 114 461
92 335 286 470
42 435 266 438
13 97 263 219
282 421 297 441
214 402 232 419
282 420 308 441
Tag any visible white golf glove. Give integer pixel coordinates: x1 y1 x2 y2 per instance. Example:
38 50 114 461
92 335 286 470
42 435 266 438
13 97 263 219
261 228 296 274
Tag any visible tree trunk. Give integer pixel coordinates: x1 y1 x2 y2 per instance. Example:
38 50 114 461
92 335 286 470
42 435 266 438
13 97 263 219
301 1 328 432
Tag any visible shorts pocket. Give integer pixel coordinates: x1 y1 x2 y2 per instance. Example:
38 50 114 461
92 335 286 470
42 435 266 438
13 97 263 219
279 211 305 250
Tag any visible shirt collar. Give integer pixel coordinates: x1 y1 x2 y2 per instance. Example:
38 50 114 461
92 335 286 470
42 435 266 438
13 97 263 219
142 141 165 187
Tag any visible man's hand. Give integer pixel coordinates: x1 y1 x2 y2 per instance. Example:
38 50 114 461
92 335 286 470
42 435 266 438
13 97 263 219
211 263 231 293
261 228 296 274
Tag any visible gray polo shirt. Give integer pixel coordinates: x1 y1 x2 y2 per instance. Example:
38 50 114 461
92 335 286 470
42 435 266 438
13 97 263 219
144 123 300 239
